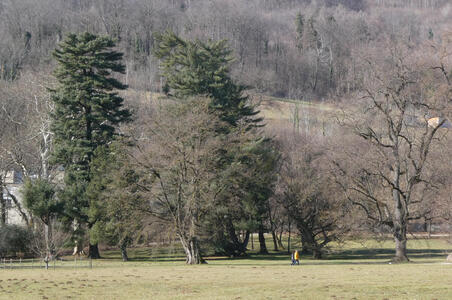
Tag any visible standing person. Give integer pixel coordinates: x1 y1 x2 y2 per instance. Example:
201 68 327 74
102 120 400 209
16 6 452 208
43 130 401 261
291 251 295 265
294 250 300 265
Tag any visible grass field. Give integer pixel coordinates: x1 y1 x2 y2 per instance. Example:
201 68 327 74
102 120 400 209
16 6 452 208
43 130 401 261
145 92 335 130
1 238 451 299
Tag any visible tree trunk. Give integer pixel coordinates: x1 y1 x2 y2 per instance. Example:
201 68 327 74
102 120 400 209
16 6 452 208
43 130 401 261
88 243 101 259
287 220 291 254
312 248 322 259
73 243 80 256
312 53 320 91
268 205 278 251
300 227 311 254
44 222 54 261
392 170 409 263
180 236 204 264
271 229 279 251
225 218 248 255
299 224 322 259
120 242 128 262
258 223 268 254
277 229 284 249
0 195 6 226
241 231 250 250
393 207 409 262
0 178 6 226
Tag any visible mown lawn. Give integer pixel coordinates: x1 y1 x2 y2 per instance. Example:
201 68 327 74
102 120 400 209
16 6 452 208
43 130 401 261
0 238 451 299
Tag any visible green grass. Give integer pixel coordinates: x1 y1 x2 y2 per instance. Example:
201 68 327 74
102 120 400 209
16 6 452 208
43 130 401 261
1 238 451 299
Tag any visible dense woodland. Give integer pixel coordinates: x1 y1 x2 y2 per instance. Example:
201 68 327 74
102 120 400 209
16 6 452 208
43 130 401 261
0 0 452 264
2 0 452 98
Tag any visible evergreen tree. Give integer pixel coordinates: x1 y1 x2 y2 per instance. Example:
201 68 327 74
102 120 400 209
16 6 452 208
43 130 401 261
87 142 143 262
295 13 304 51
23 179 63 264
50 32 131 258
154 31 261 127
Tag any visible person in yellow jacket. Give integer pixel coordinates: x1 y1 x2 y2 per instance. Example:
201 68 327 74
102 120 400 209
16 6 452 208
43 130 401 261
291 250 300 265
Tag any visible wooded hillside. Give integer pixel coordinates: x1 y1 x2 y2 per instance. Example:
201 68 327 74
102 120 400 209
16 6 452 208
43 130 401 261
1 0 451 99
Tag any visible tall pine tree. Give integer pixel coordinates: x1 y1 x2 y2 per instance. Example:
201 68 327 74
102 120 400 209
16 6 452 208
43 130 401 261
50 32 131 258
154 31 261 127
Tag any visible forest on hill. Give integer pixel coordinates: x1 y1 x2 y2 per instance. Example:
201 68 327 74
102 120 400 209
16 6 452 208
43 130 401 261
0 0 451 265
1 0 451 99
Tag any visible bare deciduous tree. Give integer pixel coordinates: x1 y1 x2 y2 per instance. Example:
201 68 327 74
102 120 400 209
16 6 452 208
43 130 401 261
334 40 449 262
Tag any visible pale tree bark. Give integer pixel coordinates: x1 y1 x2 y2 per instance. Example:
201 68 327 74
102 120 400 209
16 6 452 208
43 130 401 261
43 220 54 263
179 235 203 265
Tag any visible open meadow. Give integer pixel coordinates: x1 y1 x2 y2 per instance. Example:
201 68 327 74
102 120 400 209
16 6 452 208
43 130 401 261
1 238 451 300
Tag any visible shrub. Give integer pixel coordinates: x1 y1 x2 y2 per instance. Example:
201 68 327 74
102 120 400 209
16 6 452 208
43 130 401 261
0 225 32 257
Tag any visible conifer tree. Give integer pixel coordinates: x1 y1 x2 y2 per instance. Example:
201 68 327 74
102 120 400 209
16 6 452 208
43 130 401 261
154 31 261 127
23 179 63 265
295 13 304 51
50 32 131 258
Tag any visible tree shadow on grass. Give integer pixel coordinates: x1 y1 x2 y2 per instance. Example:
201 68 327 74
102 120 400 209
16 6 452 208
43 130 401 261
100 245 450 264
326 248 448 261
204 248 450 265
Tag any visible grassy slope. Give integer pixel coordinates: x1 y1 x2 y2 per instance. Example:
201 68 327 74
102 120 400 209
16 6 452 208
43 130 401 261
141 92 334 128
251 94 335 130
1 238 451 299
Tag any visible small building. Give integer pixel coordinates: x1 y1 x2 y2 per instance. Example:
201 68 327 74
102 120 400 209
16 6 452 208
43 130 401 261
2 170 25 225
427 117 452 129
